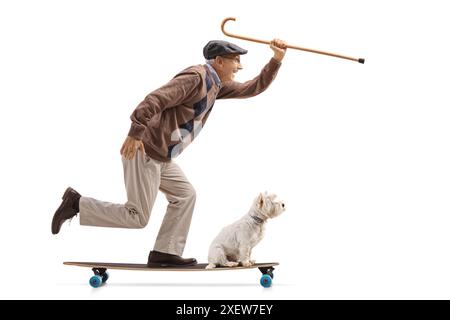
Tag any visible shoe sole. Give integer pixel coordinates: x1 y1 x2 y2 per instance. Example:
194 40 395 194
51 188 77 234
51 198 69 234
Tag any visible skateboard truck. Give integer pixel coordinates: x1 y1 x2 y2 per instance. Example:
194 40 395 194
258 266 274 278
92 267 107 276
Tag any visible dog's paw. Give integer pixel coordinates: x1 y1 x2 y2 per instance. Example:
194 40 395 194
224 261 239 268
206 263 216 269
249 260 256 265
241 261 252 268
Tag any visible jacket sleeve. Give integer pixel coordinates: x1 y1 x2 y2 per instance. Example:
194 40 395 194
217 58 281 100
128 71 202 140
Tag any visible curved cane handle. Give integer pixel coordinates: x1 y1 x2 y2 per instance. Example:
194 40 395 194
221 17 270 45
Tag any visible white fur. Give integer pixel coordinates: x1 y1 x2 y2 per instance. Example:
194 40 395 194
206 192 285 269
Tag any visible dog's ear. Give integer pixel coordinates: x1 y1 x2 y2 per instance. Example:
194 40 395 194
257 193 265 209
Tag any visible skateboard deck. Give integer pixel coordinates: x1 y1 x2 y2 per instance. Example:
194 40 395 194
64 261 279 288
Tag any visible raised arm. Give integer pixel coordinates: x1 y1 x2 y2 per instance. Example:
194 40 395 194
217 39 287 99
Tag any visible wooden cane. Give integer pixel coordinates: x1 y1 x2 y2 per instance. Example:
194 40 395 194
221 17 365 64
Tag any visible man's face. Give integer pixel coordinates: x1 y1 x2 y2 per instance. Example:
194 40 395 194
214 54 243 82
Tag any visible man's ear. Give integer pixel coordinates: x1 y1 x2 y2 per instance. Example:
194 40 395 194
215 56 223 67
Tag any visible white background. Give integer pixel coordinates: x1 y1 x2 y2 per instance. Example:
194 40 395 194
0 0 449 299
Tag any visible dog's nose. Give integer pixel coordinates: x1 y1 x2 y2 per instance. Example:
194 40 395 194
282 203 285 208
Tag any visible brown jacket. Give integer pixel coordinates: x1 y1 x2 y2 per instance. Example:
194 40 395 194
128 58 281 162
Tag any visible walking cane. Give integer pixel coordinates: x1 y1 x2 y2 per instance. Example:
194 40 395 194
221 17 365 64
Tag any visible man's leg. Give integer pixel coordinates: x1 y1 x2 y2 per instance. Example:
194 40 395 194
153 161 196 256
79 151 161 228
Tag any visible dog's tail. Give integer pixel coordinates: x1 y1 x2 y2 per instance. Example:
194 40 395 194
205 263 216 269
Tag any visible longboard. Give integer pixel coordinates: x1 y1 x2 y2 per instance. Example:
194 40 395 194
63 261 279 288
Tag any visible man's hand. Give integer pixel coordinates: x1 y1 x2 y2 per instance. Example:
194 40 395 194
120 136 145 160
270 38 287 62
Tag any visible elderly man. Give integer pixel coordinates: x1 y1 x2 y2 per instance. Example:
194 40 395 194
51 39 287 267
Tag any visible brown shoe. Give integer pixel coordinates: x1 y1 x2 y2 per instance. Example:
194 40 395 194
51 187 81 235
147 250 197 267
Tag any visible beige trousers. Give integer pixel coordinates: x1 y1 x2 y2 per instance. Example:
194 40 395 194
79 150 196 256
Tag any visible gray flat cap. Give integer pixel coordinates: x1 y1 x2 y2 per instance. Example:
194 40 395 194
203 40 248 59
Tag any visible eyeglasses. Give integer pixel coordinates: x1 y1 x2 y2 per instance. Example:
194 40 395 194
222 56 241 64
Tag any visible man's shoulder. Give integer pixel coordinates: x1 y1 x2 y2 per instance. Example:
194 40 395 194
175 64 207 79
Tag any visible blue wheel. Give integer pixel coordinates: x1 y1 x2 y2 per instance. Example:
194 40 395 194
89 275 103 288
101 271 109 283
260 274 272 288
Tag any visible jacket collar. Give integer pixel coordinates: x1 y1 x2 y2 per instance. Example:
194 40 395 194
205 63 222 88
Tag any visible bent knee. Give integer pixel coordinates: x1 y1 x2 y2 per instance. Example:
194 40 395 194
176 185 196 202
165 185 196 207
136 215 149 228
186 186 196 200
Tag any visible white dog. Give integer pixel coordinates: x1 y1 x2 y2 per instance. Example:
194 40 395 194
206 192 285 269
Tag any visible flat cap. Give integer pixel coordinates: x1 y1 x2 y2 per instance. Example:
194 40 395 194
203 40 248 59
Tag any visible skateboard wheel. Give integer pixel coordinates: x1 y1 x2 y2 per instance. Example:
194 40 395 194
260 274 272 288
101 271 109 283
89 275 103 288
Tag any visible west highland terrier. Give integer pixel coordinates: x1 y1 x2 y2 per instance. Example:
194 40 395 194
206 192 285 269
